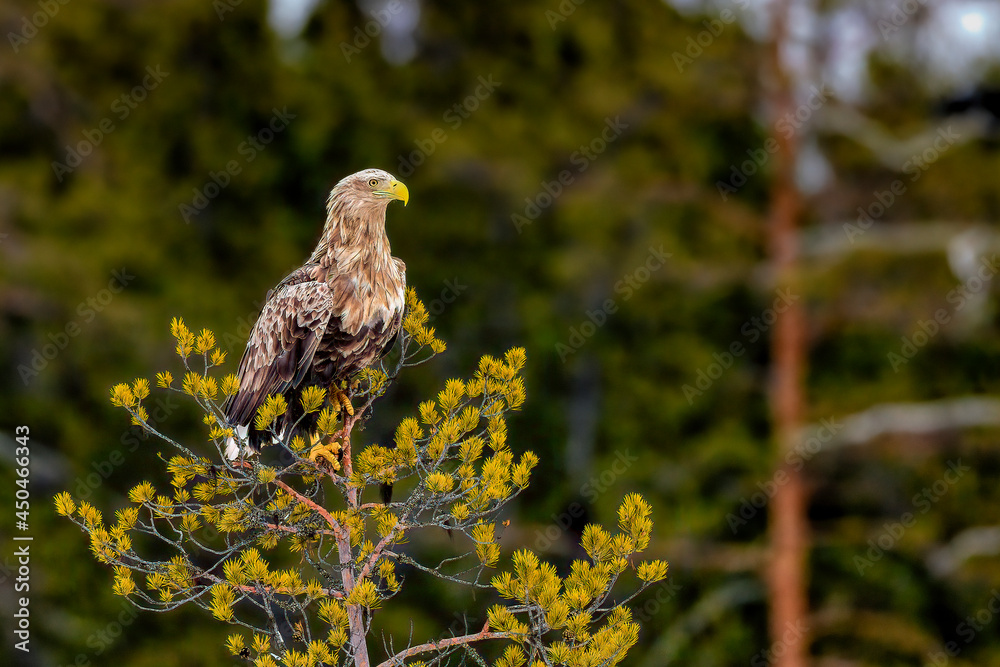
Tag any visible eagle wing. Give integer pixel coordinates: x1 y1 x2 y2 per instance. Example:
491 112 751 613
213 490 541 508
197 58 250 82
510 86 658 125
311 259 405 378
225 268 335 427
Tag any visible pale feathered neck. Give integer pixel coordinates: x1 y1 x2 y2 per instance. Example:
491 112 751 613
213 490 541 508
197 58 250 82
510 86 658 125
307 187 392 267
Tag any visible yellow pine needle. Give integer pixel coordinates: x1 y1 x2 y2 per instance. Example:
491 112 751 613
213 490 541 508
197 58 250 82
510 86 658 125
54 491 76 516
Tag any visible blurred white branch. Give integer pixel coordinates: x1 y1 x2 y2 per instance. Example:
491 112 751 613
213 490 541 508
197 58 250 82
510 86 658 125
801 223 999 329
926 526 1000 577
816 104 992 168
801 222 998 259
0 433 68 487
801 396 1000 451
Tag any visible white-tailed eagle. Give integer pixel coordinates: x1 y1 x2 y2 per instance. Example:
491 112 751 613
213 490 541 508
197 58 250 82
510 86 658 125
224 169 408 459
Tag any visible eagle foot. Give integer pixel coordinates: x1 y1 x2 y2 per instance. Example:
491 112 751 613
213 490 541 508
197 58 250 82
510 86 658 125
308 441 342 471
330 386 355 417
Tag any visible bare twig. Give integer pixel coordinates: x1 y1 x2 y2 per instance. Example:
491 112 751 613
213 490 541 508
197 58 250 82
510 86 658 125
375 628 509 667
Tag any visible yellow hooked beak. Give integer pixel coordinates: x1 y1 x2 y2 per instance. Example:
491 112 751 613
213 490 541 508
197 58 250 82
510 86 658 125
378 179 409 207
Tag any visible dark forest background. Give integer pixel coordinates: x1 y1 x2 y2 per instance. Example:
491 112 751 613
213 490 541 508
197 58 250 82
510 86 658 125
3 0 1000 665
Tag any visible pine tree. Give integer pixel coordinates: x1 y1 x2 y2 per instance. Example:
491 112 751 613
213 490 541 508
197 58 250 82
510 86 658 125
56 291 668 666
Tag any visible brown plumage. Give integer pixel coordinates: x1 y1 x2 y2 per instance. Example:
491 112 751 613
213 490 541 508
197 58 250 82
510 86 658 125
224 169 408 459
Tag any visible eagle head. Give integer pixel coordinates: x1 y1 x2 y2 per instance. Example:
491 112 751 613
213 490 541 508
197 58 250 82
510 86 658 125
330 168 409 213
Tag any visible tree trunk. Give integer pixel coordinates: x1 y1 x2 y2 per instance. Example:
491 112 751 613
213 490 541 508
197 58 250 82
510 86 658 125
765 1 809 666
339 418 371 667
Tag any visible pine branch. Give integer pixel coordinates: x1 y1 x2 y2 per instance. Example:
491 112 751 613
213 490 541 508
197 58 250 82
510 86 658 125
375 626 509 667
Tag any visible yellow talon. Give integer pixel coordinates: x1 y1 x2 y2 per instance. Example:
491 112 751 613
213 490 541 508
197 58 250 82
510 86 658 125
308 442 342 471
331 387 355 416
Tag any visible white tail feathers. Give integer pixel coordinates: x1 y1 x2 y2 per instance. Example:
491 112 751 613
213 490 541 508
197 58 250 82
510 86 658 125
225 424 252 460
224 424 289 459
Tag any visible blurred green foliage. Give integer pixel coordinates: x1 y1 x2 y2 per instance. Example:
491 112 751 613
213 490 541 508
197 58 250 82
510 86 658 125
2 0 1000 665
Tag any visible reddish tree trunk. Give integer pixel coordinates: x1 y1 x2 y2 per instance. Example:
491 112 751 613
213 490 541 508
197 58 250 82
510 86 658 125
765 1 809 666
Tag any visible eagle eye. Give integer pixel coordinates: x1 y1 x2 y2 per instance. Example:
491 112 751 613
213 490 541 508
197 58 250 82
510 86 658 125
368 178 379 187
